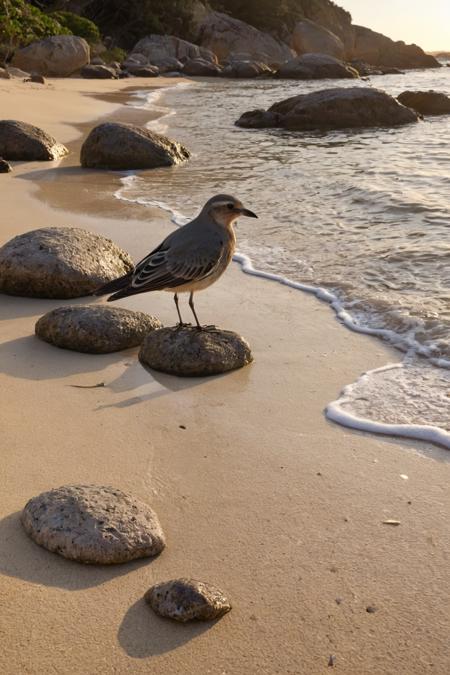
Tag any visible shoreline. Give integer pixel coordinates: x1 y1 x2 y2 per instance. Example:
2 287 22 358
1 77 450 674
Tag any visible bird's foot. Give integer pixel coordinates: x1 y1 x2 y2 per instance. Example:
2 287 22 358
195 324 217 331
176 322 191 329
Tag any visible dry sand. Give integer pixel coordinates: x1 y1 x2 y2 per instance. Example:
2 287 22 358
0 77 449 675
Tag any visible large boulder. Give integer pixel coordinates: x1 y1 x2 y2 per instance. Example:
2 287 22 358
22 485 166 564
0 226 133 298
352 26 440 69
277 53 359 79
35 305 162 354
145 579 232 622
80 64 118 79
397 91 450 116
12 35 90 77
221 61 273 78
182 58 222 76
236 87 420 131
0 120 68 161
196 11 294 66
139 326 253 377
131 34 217 67
80 122 189 170
292 20 345 60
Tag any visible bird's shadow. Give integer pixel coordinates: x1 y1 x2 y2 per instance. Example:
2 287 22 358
0 511 153 590
118 597 218 658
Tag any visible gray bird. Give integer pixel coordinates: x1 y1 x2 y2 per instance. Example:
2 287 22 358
95 194 257 327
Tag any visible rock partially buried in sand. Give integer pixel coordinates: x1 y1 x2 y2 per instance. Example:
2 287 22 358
397 90 450 116
35 305 162 354
0 226 133 298
0 158 12 173
0 120 68 161
145 579 231 622
139 326 253 377
22 485 166 564
236 87 420 131
80 122 190 170
12 35 90 77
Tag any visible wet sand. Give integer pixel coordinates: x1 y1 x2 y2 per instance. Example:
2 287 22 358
0 77 449 675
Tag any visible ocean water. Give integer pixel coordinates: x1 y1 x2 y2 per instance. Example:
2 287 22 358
116 67 450 450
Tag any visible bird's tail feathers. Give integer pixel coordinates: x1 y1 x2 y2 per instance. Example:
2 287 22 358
93 271 133 298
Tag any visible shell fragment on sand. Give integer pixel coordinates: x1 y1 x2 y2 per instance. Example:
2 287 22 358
145 578 232 622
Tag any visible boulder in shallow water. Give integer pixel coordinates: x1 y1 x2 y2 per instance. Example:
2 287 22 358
80 122 190 170
0 226 133 298
397 90 450 115
236 87 420 131
22 485 166 564
145 579 231 622
35 305 162 354
0 120 68 161
277 53 359 79
12 35 89 77
139 326 253 377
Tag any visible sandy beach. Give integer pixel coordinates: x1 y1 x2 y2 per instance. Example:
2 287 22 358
1 77 449 674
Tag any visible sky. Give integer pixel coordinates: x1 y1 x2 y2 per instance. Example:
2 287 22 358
340 0 450 50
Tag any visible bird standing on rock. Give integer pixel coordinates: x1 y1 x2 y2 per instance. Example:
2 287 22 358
95 194 257 328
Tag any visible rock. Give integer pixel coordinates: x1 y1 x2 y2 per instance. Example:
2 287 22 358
379 67 404 75
0 120 68 161
12 35 90 77
80 122 190 170
148 56 184 73
0 226 133 299
397 90 450 115
123 53 148 68
277 53 359 79
292 19 345 60
349 60 382 76
0 158 12 173
81 64 118 79
0 67 11 79
236 87 420 131
131 34 217 68
90 56 105 65
24 73 46 84
21 485 166 564
197 11 294 66
222 61 273 78
6 67 31 79
182 58 222 76
126 65 159 77
139 326 253 377
145 579 231 622
35 305 162 354
352 25 440 69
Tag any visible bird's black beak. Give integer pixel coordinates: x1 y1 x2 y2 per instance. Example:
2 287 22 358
239 208 258 218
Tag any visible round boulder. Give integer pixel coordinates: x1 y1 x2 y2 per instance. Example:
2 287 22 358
21 485 166 564
145 579 231 622
12 35 90 77
139 326 253 377
80 122 190 170
0 120 68 161
35 305 162 354
0 226 133 298
277 53 359 80
397 90 450 115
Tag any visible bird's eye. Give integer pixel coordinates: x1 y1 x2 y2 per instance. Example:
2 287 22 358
227 203 234 210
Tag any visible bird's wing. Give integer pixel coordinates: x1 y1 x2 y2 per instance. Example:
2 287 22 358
131 229 225 291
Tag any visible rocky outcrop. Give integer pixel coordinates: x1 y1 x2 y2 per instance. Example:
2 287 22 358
0 226 133 298
222 60 273 78
80 64 118 79
292 19 345 60
22 485 166 564
12 35 90 77
145 579 232 622
131 34 216 67
397 91 450 116
0 158 12 173
139 326 253 377
196 11 294 66
80 122 190 170
35 305 162 354
277 53 359 79
182 58 222 76
0 120 68 161
352 26 440 69
236 87 420 131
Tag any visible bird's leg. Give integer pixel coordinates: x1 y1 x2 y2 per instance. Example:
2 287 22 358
174 293 187 328
189 292 202 329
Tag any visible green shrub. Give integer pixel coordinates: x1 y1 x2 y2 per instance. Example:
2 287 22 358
51 11 101 45
99 47 127 64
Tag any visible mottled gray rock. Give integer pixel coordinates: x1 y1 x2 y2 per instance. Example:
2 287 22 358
0 120 68 161
277 53 359 79
12 35 90 77
0 226 133 298
397 90 450 115
182 58 222 76
236 87 420 131
24 73 46 84
127 65 159 77
145 579 231 622
35 305 162 354
292 20 345 60
139 326 253 377
81 64 117 79
81 122 189 170
222 61 273 78
22 485 166 564
131 34 216 66
0 158 12 173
